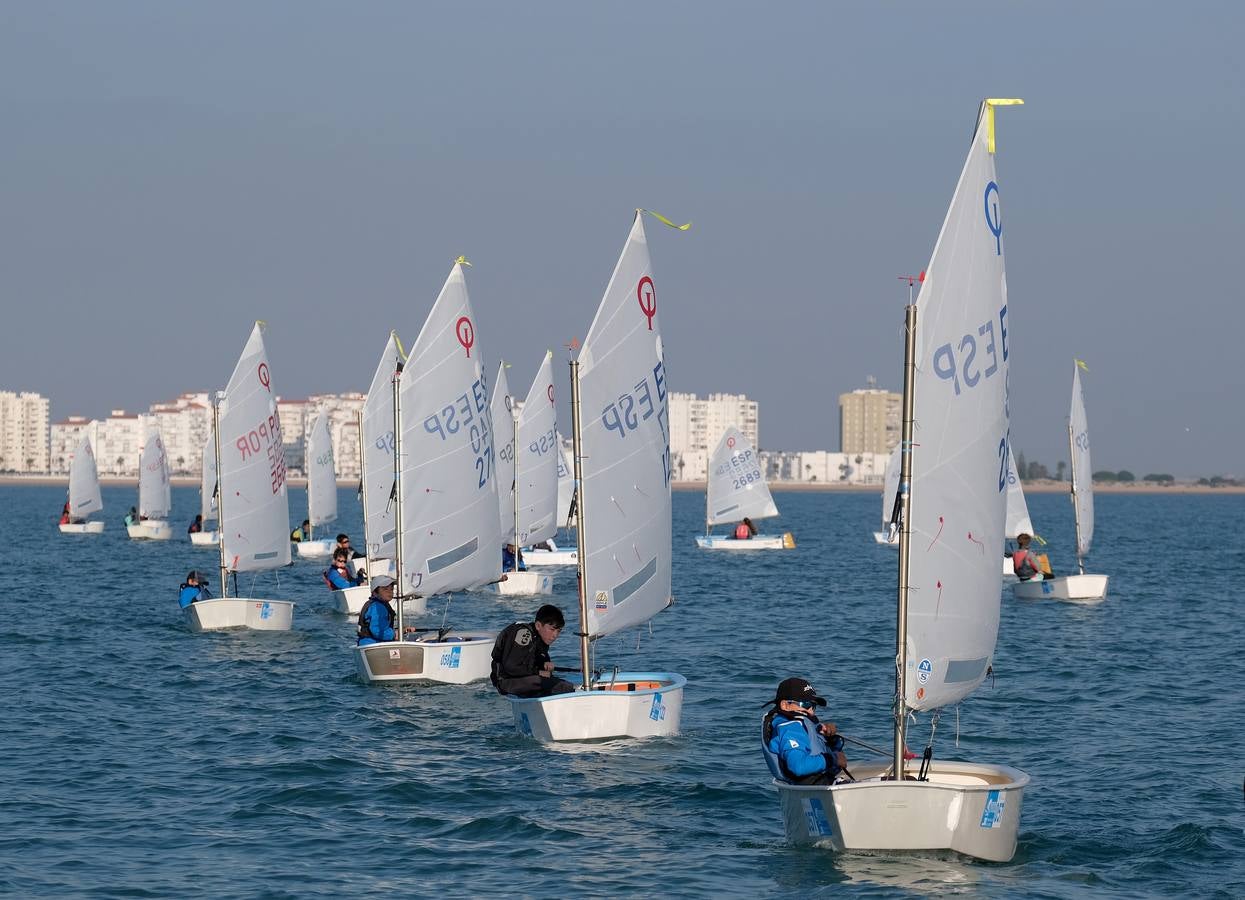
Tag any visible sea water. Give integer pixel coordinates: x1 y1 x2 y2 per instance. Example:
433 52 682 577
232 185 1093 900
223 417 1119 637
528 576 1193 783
1 485 1241 898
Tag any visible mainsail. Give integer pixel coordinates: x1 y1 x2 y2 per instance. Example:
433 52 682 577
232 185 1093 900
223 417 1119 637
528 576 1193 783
361 333 403 559
555 432 575 526
1004 452 1034 539
905 105 1010 711
514 351 559 546
490 361 516 545
200 429 217 523
578 213 672 639
68 434 103 517
1070 364 1095 559
398 262 502 596
138 430 171 519
705 426 778 527
218 322 292 573
306 411 338 528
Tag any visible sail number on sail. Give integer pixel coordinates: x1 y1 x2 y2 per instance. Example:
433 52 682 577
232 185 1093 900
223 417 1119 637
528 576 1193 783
528 428 557 457
931 306 1009 397
599 359 671 486
421 375 496 489
717 448 762 490
235 413 287 495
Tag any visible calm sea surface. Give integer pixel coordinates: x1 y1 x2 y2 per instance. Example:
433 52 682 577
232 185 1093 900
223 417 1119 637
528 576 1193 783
1 485 1242 898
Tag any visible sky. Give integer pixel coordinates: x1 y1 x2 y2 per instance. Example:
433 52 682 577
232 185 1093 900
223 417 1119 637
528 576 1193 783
2 1 1241 478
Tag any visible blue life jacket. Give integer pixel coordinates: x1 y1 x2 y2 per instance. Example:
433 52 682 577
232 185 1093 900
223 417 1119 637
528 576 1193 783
357 596 395 645
178 584 210 609
762 709 834 784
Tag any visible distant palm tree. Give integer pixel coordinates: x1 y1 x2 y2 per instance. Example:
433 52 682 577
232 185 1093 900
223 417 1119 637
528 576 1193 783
1056 461 1066 482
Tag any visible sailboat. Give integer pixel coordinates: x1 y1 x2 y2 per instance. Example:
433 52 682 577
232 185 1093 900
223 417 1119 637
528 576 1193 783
494 352 558 595
695 426 794 550
334 332 404 615
773 101 1029 861
524 433 578 566
872 444 901 546
293 411 337 558
127 428 174 540
184 322 295 632
190 429 220 546
1013 362 1108 601
59 432 105 534
1001 453 1036 576
353 260 500 685
506 211 686 742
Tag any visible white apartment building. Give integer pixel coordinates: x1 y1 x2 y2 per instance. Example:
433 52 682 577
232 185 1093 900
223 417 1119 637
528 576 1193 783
148 392 213 474
0 390 50 473
759 449 888 485
839 384 901 455
281 393 366 480
669 392 759 482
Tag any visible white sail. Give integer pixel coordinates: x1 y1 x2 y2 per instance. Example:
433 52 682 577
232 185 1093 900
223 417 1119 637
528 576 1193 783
1070 364 1095 559
306 410 338 528
218 322 292 573
881 444 901 528
555 432 575 526
138 429 172 519
905 105 1010 711
1004 453 1034 539
398 262 502 596
578 214 672 639
362 332 403 559
705 426 778 526
200 429 218 522
515 351 559 545
490 361 516 545
68 434 103 517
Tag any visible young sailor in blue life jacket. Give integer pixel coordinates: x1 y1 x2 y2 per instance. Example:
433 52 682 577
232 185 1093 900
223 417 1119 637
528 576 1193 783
178 571 213 609
502 543 527 572
323 549 366 590
761 677 848 785
356 577 415 645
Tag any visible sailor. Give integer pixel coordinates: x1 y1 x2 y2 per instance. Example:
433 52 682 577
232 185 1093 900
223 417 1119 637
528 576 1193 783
324 548 366 590
502 543 527 572
188 514 204 535
356 576 412 645
125 506 140 527
335 533 365 560
761 677 847 785
178 571 213 609
734 517 757 540
490 604 575 697
290 519 310 542
1010 533 1045 581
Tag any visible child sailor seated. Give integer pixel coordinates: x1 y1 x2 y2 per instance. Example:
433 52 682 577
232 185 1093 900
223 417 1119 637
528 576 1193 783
762 677 847 784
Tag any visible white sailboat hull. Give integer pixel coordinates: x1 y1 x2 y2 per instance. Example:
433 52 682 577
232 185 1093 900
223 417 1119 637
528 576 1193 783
294 539 334 559
872 531 899 547
354 633 495 684
774 759 1029 862
507 672 686 742
127 520 173 541
190 530 220 546
1013 574 1108 602
492 571 554 596
332 585 372 615
59 521 105 534
349 556 395 579
523 546 577 567
696 533 791 550
183 597 295 632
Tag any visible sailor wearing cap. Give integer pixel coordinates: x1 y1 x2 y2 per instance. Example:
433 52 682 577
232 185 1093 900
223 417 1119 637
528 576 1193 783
761 677 847 785
178 571 213 609
357 576 402 645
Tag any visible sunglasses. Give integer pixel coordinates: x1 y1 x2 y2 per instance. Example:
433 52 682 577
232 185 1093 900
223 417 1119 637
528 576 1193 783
793 700 816 710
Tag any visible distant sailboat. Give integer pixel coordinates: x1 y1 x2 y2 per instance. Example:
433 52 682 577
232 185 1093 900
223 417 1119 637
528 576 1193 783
772 100 1029 861
1001 453 1036 576
59 431 105 534
1013 362 1108 601
184 322 295 632
872 444 901 546
293 411 337 559
506 211 686 742
127 428 174 540
190 429 220 546
695 426 794 550
353 261 500 685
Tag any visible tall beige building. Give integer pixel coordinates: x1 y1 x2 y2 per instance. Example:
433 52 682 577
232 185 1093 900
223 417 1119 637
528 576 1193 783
839 387 901 455
669 392 759 482
0 390 50 473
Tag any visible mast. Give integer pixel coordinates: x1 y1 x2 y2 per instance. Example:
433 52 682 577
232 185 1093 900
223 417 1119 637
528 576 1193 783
357 409 370 589
892 301 918 780
1068 414 1083 575
569 357 591 691
392 366 405 637
213 393 228 599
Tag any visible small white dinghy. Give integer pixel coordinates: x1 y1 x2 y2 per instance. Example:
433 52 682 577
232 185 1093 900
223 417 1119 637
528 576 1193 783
185 322 295 633
1014 361 1108 602
353 260 499 684
696 427 794 550
507 211 685 742
60 432 106 534
523 537 577 567
127 429 173 540
191 429 220 546
872 444 901 546
772 101 1029 862
293 410 337 559
492 352 560 597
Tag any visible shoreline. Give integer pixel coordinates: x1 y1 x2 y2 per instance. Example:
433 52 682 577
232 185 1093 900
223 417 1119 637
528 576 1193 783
3 474 1242 495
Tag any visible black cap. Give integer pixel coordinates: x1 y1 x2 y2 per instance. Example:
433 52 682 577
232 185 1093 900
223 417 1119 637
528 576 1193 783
771 677 826 707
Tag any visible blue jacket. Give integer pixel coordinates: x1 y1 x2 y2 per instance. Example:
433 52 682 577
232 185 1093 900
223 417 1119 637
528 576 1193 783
178 583 212 609
324 565 363 590
357 595 396 645
766 712 841 781
502 546 527 572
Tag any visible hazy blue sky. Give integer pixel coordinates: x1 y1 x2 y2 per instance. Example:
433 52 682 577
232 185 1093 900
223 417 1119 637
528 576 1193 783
2 2 1241 477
